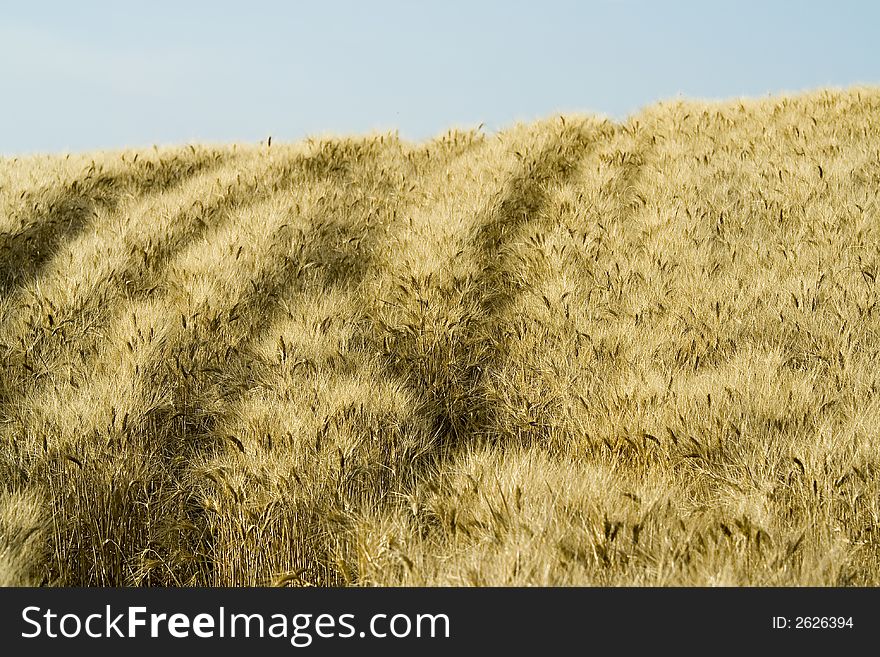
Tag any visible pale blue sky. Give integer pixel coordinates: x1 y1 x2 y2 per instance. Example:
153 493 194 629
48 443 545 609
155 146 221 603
1 0 878 155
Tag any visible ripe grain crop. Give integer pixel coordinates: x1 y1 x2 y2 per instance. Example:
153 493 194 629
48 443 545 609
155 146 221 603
1 87 879 586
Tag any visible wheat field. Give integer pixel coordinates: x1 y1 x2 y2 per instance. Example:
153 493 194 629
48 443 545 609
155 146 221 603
1 87 879 586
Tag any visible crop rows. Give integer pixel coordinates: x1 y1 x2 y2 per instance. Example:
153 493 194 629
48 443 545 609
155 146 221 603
1 88 879 585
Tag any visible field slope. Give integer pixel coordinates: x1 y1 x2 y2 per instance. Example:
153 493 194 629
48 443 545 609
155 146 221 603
1 88 879 586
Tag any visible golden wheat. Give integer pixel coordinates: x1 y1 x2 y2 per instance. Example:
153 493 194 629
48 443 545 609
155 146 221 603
1 87 879 586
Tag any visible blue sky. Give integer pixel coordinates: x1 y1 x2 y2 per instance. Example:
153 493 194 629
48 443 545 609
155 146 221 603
1 0 878 154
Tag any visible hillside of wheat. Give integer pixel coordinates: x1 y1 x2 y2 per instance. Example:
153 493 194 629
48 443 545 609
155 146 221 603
1 88 879 586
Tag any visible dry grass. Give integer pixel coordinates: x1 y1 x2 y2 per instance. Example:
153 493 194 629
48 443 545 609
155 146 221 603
1 87 879 586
